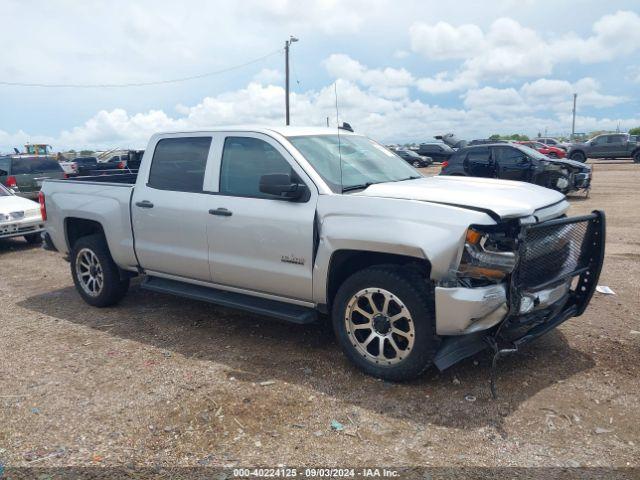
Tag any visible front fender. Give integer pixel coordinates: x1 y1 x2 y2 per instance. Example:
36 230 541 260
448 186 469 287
312 195 496 305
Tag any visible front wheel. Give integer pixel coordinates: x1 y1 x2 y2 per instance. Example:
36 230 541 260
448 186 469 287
70 234 129 307
332 265 439 381
570 151 586 162
412 161 421 167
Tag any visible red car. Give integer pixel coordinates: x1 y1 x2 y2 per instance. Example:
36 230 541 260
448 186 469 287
517 141 566 158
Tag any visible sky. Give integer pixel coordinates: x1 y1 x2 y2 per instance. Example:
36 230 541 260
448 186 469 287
0 0 639 151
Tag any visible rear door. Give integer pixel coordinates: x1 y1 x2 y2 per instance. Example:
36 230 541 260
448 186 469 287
131 135 215 281
464 147 495 177
206 133 317 301
606 134 628 157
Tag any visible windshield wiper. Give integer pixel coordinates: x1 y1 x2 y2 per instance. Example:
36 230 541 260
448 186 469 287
342 182 376 193
393 176 422 182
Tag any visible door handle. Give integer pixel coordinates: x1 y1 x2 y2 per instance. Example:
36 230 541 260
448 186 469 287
209 208 232 217
135 200 154 208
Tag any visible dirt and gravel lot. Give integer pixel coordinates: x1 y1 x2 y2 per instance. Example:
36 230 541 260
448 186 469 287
1 162 638 470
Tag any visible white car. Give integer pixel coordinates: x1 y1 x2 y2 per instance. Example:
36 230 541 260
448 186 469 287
0 184 44 243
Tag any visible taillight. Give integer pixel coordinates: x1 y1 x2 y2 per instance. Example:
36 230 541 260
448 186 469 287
5 175 17 188
38 191 47 221
441 161 449 168
117 161 125 169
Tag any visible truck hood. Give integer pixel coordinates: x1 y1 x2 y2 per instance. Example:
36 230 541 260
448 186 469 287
356 176 567 220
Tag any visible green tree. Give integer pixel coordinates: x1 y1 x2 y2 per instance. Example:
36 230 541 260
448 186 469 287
629 127 640 135
79 150 94 156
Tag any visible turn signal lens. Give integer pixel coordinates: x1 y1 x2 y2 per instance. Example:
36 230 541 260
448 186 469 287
465 228 483 245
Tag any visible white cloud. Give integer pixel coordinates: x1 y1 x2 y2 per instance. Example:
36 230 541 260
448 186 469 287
5 77 637 151
409 21 484 60
324 54 414 98
410 10 640 93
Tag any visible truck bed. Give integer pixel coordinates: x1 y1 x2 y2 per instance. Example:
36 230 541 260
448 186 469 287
41 175 138 269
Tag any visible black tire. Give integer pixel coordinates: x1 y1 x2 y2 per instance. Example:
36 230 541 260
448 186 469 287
24 233 42 244
570 151 586 162
412 161 421 167
332 265 439 381
634 151 640 164
547 152 557 158
70 234 129 307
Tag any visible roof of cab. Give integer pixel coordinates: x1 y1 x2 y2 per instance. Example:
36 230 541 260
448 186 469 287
152 126 359 138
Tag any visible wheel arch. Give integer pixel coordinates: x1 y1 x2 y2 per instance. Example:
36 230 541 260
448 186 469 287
324 249 431 312
65 217 105 251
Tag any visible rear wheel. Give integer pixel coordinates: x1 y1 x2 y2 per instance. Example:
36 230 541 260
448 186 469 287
70 234 129 307
634 151 640 164
412 160 421 167
547 152 558 158
24 233 42 244
332 265 439 381
570 151 586 162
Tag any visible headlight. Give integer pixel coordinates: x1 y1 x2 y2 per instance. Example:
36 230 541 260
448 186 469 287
457 228 517 280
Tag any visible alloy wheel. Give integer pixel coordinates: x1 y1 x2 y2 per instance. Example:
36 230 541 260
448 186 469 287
345 288 415 365
75 248 104 297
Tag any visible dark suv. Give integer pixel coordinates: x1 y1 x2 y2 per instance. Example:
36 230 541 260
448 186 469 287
0 155 66 199
440 143 592 193
414 143 454 162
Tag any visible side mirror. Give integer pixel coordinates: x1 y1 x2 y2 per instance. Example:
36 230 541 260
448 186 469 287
259 173 309 201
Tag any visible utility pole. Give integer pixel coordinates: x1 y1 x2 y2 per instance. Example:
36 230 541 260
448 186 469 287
285 36 299 126
571 93 577 140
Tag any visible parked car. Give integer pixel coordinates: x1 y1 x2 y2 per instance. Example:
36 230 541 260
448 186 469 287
536 137 570 151
0 183 44 243
414 143 454 162
0 155 66 199
440 143 591 194
567 133 640 162
517 141 566 158
394 149 432 167
102 150 144 171
41 127 605 381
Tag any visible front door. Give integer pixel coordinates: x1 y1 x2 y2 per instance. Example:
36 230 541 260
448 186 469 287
207 133 317 301
493 147 531 182
131 135 214 282
589 136 608 158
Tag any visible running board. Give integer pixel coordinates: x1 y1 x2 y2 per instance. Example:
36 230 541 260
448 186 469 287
141 277 317 325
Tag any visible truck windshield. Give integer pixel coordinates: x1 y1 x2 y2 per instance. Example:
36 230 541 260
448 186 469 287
288 134 419 193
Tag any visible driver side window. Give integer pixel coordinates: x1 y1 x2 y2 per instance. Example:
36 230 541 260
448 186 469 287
219 137 294 198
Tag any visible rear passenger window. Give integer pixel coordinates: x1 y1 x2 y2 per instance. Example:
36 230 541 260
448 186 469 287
148 137 211 193
219 137 293 198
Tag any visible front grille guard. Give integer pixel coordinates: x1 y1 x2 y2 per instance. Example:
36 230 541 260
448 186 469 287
506 210 606 321
485 210 605 397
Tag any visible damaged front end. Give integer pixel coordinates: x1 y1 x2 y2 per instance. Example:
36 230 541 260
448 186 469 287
433 210 606 371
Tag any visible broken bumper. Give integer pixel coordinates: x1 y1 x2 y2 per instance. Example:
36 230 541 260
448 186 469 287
434 210 606 370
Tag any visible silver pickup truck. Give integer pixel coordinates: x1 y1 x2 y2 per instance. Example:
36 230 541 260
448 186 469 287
41 127 605 381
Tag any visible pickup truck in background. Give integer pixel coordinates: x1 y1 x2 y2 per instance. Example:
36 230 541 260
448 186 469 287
40 127 605 380
568 133 640 162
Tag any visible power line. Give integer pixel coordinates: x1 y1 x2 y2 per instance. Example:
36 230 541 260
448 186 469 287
0 48 283 88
